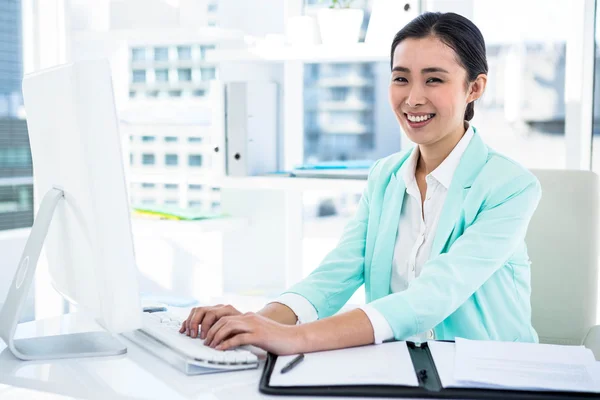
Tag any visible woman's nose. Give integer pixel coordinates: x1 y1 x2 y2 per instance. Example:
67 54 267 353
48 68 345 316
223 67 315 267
405 85 426 108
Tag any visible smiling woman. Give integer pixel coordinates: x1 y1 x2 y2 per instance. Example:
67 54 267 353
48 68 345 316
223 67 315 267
180 12 542 356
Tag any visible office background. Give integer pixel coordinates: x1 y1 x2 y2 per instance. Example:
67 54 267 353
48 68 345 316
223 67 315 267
1 0 599 323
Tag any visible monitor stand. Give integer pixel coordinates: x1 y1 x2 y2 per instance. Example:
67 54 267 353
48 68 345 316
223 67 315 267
0 188 127 361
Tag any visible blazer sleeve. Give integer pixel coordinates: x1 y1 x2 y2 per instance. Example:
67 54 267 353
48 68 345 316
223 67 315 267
369 172 542 340
281 160 381 319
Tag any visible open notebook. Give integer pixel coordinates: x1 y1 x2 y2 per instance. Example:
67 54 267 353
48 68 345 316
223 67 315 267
260 339 600 399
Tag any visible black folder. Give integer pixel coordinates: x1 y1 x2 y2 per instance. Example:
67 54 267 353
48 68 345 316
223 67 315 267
259 341 599 399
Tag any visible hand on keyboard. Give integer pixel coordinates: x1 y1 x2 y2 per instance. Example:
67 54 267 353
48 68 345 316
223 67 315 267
180 304 243 340
139 311 259 367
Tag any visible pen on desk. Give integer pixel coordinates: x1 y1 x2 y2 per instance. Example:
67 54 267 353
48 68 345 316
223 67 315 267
280 354 305 374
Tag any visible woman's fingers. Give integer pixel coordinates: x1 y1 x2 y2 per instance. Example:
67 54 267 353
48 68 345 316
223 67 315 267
179 304 242 338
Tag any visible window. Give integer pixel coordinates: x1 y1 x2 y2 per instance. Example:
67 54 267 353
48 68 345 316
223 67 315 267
211 201 220 210
200 45 216 60
141 183 155 188
178 68 192 82
188 155 203 166
155 69 169 82
303 61 392 162
164 183 179 190
142 154 155 165
164 136 178 143
129 153 134 165
141 136 155 142
200 67 216 81
188 137 203 143
177 46 192 60
164 199 179 206
129 90 136 98
169 90 182 97
129 135 134 141
188 184 203 190
0 184 34 230
132 69 146 83
141 198 156 205
154 47 169 61
211 187 220 192
188 200 202 207
207 2 218 12
193 89 206 97
331 87 349 102
131 47 146 62
147 90 159 97
165 154 179 166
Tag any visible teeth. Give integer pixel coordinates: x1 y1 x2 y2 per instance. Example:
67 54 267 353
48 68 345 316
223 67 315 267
407 114 434 123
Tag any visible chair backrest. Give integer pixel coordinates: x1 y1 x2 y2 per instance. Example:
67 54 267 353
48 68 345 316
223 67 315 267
526 169 599 345
583 325 600 360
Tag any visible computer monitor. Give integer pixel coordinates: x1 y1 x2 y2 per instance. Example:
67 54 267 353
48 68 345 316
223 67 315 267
0 59 142 360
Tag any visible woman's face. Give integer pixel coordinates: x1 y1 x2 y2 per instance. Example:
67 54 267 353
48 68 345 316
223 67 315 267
389 35 484 147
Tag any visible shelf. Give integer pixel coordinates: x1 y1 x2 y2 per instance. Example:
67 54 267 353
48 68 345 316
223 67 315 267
131 216 248 237
207 43 390 64
220 176 367 192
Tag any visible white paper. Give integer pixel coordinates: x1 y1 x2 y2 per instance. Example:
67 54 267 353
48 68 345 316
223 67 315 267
427 341 458 388
454 338 600 393
427 341 499 390
269 341 419 387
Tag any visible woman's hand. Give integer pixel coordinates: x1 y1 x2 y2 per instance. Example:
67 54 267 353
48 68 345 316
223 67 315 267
204 312 305 355
179 304 242 339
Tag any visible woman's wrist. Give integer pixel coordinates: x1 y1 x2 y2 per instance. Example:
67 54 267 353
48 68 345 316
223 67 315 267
257 302 298 325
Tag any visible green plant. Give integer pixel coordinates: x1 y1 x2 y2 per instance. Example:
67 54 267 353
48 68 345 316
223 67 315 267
324 0 355 9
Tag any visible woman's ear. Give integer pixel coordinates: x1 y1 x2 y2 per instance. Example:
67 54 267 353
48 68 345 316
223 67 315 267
467 74 487 103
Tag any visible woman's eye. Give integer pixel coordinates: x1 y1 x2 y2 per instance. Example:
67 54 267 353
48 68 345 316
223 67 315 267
393 77 407 83
427 78 442 84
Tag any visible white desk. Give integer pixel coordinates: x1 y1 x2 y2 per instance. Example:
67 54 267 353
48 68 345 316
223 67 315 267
0 312 420 400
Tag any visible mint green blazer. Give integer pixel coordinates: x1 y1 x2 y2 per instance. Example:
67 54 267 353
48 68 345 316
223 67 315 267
285 130 541 342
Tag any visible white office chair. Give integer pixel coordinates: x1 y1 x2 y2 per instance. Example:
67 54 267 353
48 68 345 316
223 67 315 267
526 169 599 350
583 325 600 360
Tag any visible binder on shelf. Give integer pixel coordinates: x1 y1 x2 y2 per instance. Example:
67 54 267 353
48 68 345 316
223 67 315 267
259 341 600 399
224 81 278 177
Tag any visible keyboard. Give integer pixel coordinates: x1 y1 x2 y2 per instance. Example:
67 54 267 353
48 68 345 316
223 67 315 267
127 311 259 371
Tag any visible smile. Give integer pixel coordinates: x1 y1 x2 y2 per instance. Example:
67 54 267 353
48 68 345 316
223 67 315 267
405 113 435 123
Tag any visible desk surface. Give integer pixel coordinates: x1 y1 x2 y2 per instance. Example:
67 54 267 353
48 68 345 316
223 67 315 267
0 311 411 400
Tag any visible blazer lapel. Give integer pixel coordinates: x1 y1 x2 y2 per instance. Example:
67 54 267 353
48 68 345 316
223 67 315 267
430 132 489 256
370 172 406 301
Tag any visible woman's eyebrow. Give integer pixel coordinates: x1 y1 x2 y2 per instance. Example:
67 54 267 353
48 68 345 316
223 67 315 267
391 66 450 74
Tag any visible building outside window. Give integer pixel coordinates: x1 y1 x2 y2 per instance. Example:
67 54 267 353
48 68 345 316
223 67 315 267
189 184 203 190
132 69 146 83
131 47 146 62
178 68 192 82
200 67 216 81
200 45 215 60
142 154 155 165
164 136 178 142
177 46 191 60
141 135 155 142
155 69 169 82
165 154 178 166
188 155 203 167
154 47 169 61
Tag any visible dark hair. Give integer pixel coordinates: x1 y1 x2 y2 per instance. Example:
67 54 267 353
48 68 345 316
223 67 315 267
390 12 488 121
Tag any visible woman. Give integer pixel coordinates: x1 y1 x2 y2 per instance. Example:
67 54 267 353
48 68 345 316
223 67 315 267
180 12 541 355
